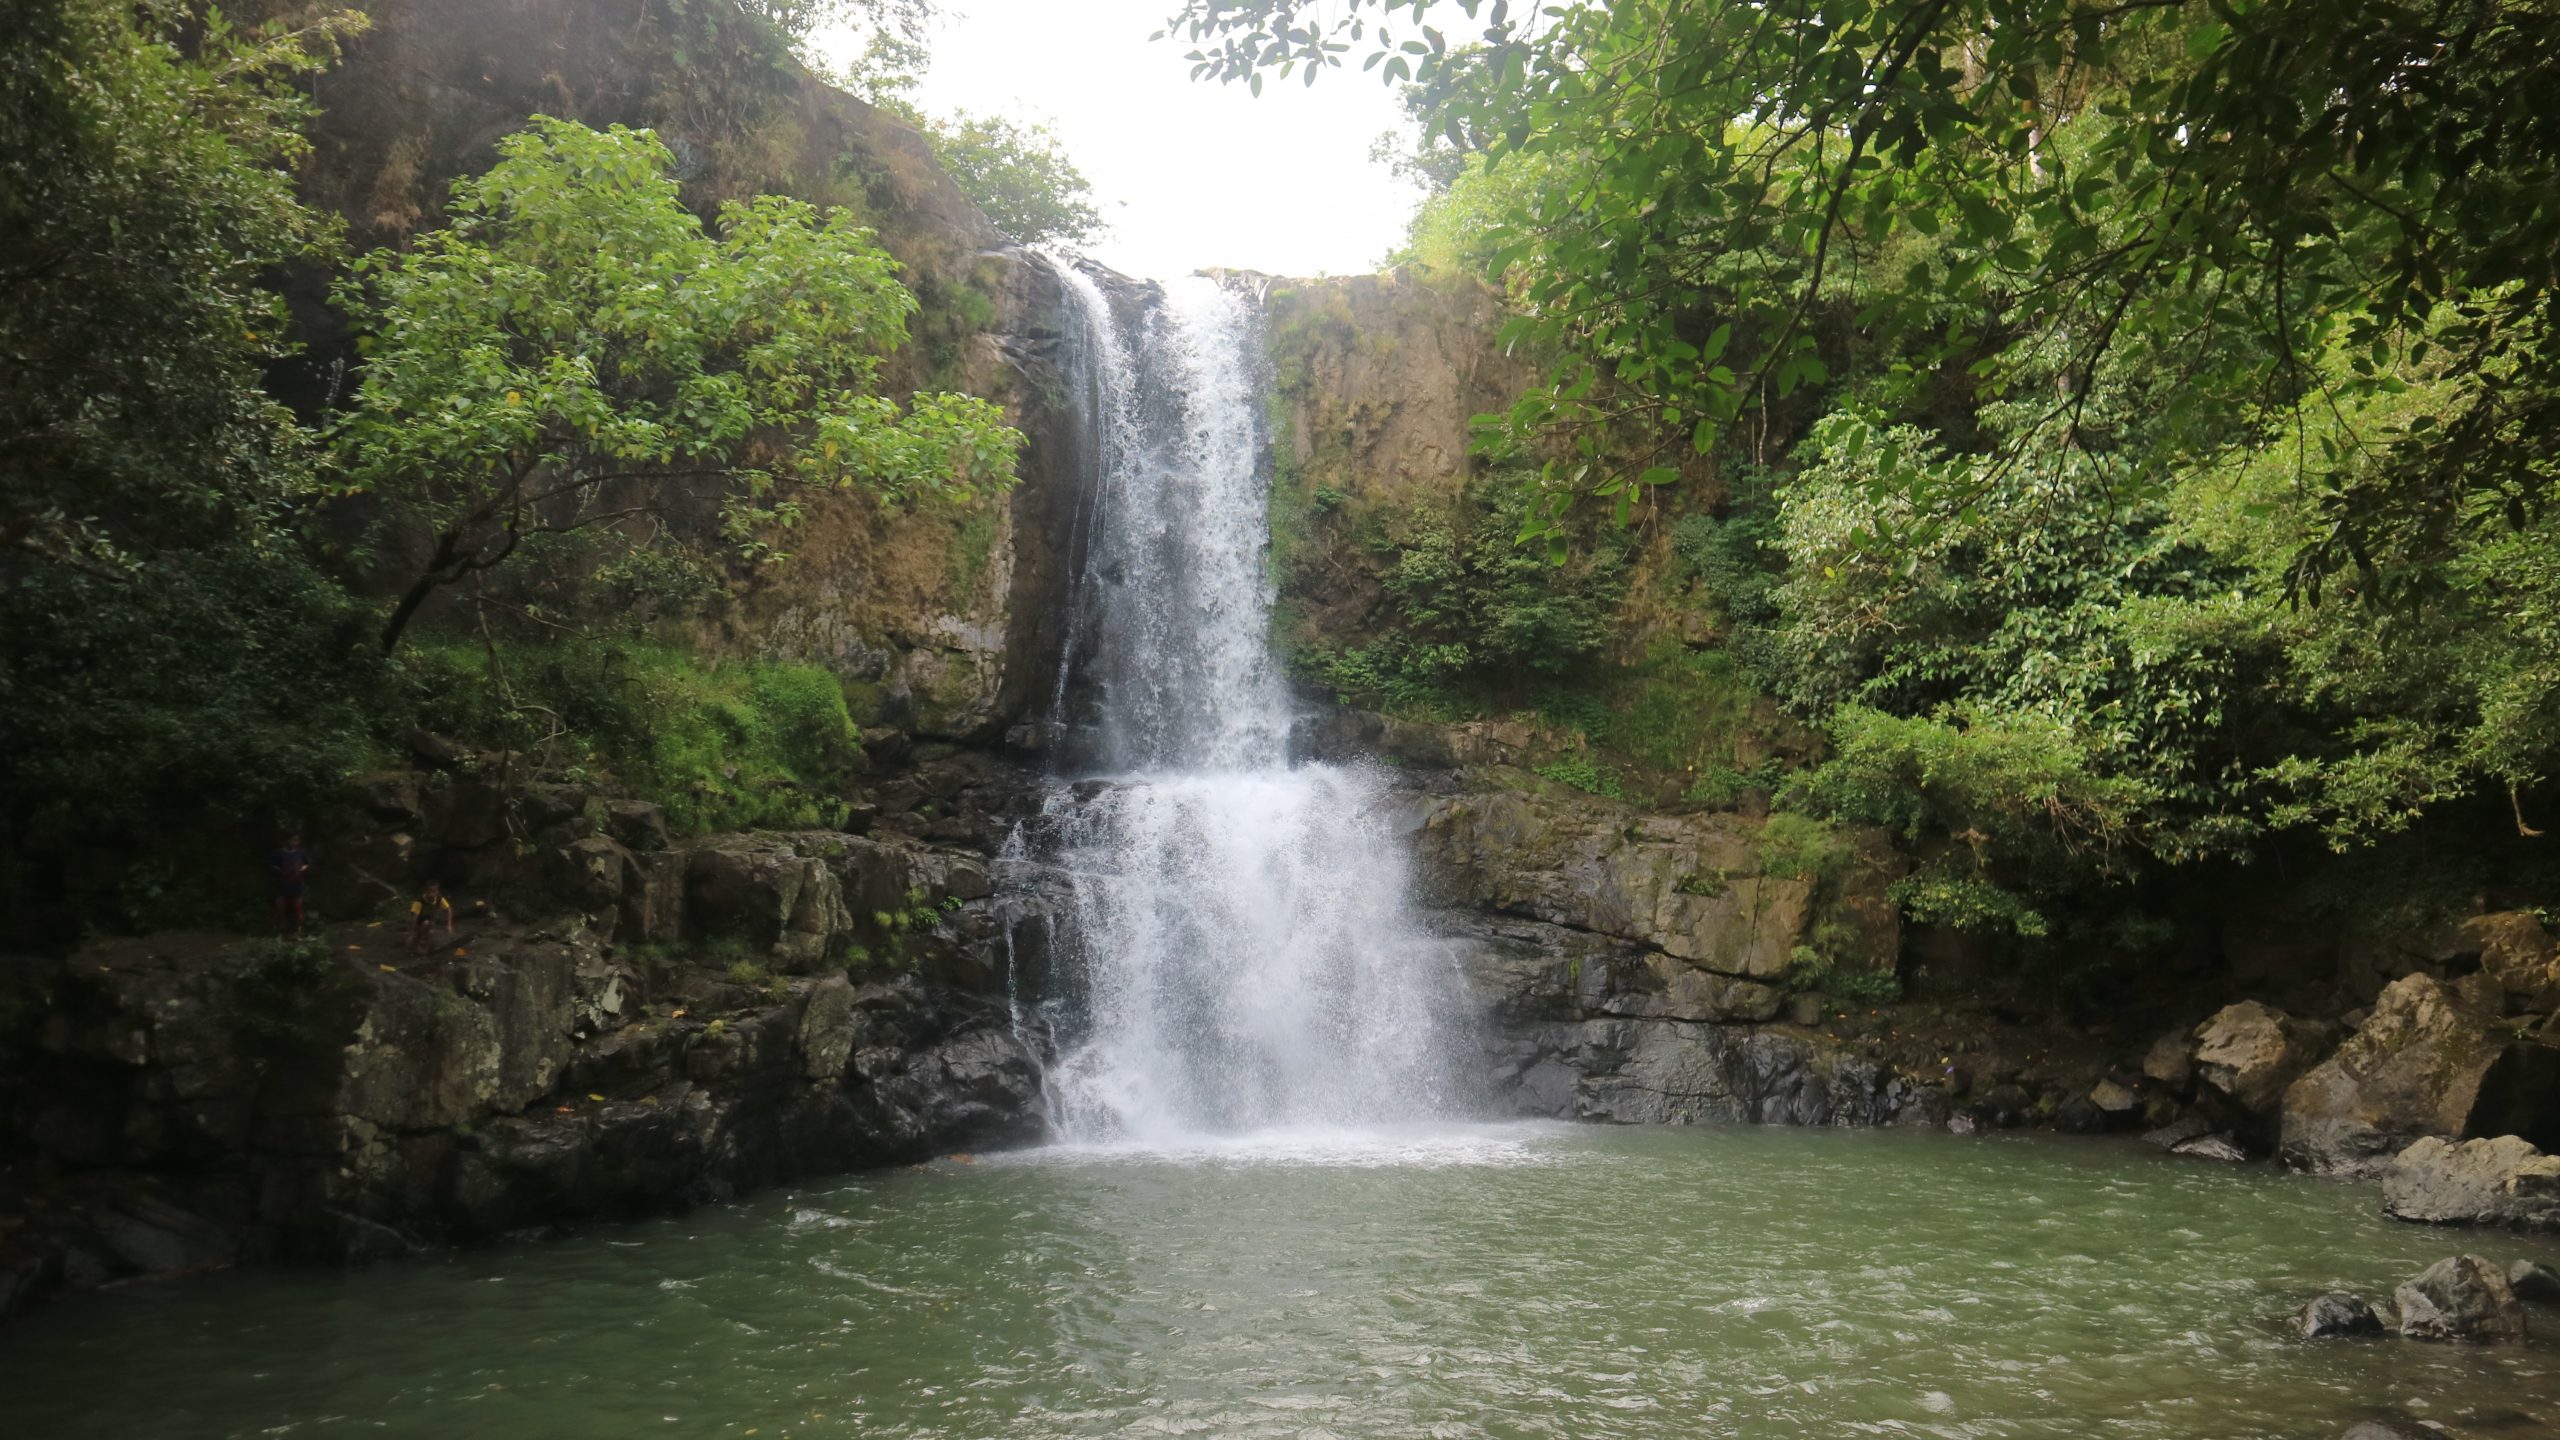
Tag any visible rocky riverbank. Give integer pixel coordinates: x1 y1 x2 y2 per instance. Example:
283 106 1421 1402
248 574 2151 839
13 727 2558 1323
0 740 1071 1322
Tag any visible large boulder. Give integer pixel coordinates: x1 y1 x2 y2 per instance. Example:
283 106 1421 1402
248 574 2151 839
2279 975 2507 1177
2192 1001 2328 1117
2464 911 2560 1012
681 834 852 969
2381 1135 2560 1230
2392 1254 2528 1343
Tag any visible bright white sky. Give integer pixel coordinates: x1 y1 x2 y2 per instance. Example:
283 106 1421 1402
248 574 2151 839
817 0 1426 279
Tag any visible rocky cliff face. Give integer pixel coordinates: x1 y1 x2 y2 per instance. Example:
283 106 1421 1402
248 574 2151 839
0 744 1064 1317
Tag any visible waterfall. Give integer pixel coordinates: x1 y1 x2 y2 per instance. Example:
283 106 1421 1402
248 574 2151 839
1031 265 1462 1142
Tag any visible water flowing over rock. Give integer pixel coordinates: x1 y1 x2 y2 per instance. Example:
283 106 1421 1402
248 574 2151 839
1026 269 1463 1139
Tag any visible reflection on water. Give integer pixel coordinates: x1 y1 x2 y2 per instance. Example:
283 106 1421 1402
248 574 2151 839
8 1125 2560 1440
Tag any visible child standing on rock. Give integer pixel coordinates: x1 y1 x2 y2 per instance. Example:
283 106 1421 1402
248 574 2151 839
409 881 454 955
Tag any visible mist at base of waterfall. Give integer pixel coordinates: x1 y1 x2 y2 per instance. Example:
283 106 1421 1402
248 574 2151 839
1037 762 1469 1143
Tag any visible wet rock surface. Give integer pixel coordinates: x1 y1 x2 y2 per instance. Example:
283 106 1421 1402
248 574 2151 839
2392 1254 2528 1344
0 750 1063 1322
2279 975 2511 1179
2382 1136 2560 1230
2294 1292 2385 1338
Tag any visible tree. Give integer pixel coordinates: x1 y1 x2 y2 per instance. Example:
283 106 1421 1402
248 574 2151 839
333 116 1022 652
0 0 380 944
922 111 1106 249
1 0 359 575
1160 0 2560 580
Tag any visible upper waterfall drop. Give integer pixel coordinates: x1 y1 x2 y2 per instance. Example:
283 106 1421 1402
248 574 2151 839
1031 264 1466 1143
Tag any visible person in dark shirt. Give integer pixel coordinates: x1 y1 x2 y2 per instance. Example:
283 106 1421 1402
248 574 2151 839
269 834 310 935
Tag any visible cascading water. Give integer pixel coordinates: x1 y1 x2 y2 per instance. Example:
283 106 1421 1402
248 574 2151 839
1031 266 1462 1142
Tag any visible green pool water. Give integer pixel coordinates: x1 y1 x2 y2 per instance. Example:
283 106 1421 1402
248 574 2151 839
9 1124 2559 1439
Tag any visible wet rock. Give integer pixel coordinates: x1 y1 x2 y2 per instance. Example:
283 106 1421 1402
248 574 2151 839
1781 992 1825 1027
2171 1134 2250 1162
2381 1136 2560 1230
682 834 852 969
2465 912 2560 1013
2393 1254 2527 1343
1972 1083 2035 1129
2089 1078 2143 1115
2142 1115 2213 1150
552 835 636 915
2192 1001 2327 1118
2336 1423 2444 1440
2050 1091 2105 1135
797 974 857 1081
1407 788 1895 980
2141 1028 2196 1089
604 799 669 853
2293 1292 2384 1338
2512 1259 2560 1303
2279 975 2508 1178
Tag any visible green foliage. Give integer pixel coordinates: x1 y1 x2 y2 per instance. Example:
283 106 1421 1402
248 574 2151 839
1533 754 1623 800
1755 812 1850 884
0 1 389 947
918 111 1106 248
0 0 359 577
1170 0 2560 583
1785 948 1902 1005
335 116 1021 650
1302 472 1626 714
406 637 861 833
1888 869 2050 941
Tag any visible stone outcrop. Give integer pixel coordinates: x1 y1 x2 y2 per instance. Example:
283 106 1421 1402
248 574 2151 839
2465 911 2560 1013
2381 1136 2560 1230
2392 1254 2528 1343
1440 909 1940 1127
1410 786 1820 981
0 783 1058 1320
2278 975 2510 1177
1403 777 1929 1125
2191 1001 2329 1121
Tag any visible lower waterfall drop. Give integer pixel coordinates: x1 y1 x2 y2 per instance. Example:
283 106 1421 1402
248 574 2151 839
1034 266 1464 1142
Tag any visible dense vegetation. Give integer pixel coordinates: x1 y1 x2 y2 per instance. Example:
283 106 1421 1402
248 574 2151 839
0 0 1025 947
1196 0 2559 957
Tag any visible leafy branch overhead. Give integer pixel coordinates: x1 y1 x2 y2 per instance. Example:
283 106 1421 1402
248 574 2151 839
335 116 1022 652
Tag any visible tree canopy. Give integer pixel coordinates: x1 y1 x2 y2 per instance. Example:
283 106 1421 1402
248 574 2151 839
1180 0 2560 945
1165 0 2559 573
334 117 1021 651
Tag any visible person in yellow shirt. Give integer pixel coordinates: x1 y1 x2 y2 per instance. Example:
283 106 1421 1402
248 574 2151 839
408 881 455 955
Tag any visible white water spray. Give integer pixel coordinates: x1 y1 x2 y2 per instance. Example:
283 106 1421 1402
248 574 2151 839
1035 269 1462 1142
